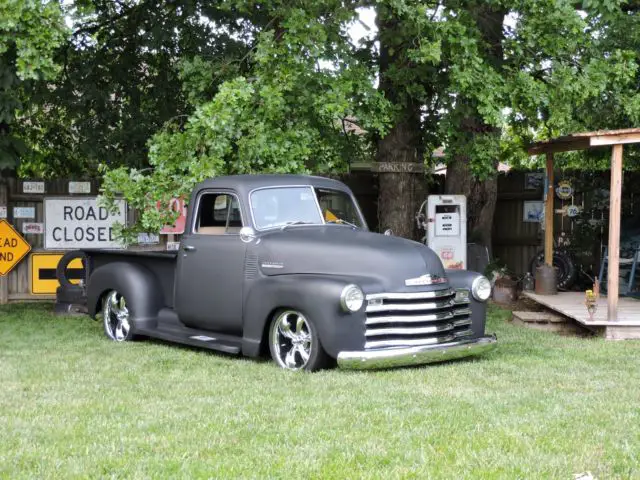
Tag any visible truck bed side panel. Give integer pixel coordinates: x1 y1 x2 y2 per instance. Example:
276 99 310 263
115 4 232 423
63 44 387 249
85 250 177 308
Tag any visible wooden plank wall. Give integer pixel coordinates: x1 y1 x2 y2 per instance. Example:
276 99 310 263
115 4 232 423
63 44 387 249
0 176 177 304
2 169 630 301
493 172 547 277
491 170 636 278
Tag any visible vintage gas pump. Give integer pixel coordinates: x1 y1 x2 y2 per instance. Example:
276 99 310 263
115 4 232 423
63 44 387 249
426 195 467 270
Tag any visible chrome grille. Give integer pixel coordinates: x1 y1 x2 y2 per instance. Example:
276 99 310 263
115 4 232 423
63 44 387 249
364 288 472 349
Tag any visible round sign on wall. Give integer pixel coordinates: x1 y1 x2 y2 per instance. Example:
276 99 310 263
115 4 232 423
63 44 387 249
566 205 581 217
556 180 573 200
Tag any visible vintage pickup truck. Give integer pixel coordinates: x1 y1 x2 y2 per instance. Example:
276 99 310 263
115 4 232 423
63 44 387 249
64 174 496 371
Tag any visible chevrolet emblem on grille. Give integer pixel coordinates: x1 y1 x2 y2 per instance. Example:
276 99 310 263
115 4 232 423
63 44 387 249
404 274 446 286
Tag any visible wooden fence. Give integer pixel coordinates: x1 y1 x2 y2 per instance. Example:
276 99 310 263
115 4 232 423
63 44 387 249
0 173 377 304
0 177 179 304
3 169 631 302
493 170 640 278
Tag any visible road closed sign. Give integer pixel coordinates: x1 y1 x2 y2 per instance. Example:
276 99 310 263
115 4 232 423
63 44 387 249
0 220 31 275
45 198 126 250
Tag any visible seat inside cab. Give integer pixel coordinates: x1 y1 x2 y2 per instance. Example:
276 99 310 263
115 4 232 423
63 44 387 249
197 193 243 235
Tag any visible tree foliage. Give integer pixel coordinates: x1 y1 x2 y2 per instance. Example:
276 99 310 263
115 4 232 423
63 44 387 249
17 0 255 177
0 0 67 169
100 2 390 242
10 0 640 242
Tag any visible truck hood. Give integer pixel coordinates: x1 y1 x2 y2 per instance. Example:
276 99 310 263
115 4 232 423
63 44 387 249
253 226 446 292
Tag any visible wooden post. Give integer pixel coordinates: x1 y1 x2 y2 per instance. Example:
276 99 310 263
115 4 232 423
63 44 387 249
545 153 554 266
607 144 624 321
0 180 8 305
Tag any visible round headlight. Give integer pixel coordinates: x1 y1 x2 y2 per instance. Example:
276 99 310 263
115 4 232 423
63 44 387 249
340 284 364 312
471 276 492 302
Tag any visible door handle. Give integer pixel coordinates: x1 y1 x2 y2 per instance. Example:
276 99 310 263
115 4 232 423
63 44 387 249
183 245 196 252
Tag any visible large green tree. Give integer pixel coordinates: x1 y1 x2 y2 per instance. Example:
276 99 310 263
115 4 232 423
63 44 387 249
0 0 67 169
100 1 390 241
18 0 255 177
26 0 637 247
372 0 640 246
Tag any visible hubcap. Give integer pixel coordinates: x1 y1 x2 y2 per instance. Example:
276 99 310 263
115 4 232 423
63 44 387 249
271 311 312 370
103 290 130 341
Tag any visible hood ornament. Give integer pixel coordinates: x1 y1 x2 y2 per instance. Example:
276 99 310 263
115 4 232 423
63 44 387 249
405 274 446 287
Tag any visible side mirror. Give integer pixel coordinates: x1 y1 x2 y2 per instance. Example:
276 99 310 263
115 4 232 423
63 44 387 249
384 229 394 236
239 227 256 243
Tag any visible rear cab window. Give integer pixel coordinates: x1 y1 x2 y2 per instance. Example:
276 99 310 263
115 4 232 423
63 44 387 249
195 192 243 235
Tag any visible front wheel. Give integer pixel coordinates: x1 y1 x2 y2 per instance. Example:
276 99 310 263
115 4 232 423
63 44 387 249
103 290 135 342
268 310 331 371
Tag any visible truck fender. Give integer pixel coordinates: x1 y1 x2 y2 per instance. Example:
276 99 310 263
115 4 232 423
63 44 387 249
446 269 487 338
242 275 366 359
87 262 164 330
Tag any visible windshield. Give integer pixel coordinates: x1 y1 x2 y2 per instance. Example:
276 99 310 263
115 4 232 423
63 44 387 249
250 186 365 230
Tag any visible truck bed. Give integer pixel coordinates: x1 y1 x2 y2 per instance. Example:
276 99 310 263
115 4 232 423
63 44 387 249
84 249 178 308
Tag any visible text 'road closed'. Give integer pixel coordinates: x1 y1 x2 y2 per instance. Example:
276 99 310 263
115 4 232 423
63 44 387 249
45 198 126 250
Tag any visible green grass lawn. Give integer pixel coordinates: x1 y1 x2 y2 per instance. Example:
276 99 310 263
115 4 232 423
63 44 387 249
1 304 640 479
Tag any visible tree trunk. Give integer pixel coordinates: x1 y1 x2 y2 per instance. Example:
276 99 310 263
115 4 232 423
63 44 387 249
375 6 425 240
376 113 425 239
444 4 506 257
445 154 498 256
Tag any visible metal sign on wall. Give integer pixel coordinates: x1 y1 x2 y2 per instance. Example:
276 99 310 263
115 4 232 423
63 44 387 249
68 181 92 194
44 197 126 250
0 220 31 276
159 197 187 234
23 181 45 194
31 253 84 294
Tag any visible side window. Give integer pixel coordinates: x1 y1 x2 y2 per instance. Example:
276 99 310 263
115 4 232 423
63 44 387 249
196 193 243 235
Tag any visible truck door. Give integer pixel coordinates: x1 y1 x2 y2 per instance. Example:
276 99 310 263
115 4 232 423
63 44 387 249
175 191 246 334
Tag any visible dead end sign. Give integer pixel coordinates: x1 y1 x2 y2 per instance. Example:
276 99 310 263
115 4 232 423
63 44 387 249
45 198 126 250
0 220 31 276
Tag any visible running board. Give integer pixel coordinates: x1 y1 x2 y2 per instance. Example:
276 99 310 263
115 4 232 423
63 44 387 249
136 325 242 355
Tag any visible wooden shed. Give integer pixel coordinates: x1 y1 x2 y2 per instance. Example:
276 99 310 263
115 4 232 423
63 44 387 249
525 128 640 338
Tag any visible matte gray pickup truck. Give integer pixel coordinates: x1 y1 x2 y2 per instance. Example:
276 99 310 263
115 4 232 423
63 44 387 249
70 174 496 371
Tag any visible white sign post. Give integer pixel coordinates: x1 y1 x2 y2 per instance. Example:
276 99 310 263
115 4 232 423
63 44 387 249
44 197 126 249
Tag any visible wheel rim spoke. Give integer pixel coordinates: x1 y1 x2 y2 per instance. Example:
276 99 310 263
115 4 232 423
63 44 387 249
284 348 298 368
115 320 125 340
296 345 310 363
278 314 296 339
110 294 121 316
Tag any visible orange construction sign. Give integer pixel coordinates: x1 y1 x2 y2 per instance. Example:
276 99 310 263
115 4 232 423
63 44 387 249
0 220 31 276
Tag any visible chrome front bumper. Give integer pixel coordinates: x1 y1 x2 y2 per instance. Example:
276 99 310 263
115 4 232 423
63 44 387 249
337 334 497 370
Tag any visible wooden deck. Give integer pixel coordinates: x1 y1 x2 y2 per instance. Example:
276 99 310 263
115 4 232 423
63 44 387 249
523 292 640 339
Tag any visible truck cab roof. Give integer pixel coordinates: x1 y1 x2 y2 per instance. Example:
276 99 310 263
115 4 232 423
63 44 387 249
193 174 351 197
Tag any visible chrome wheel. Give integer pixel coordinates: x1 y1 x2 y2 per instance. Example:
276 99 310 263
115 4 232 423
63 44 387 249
270 310 313 370
103 290 132 342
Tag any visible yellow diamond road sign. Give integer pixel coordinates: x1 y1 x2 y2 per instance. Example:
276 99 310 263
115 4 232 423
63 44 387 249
0 219 31 276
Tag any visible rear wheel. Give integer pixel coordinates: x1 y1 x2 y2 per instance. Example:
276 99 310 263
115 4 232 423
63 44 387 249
103 290 135 342
268 310 331 371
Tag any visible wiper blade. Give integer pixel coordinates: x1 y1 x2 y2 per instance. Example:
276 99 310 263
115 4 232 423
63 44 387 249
280 221 314 230
327 219 359 228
